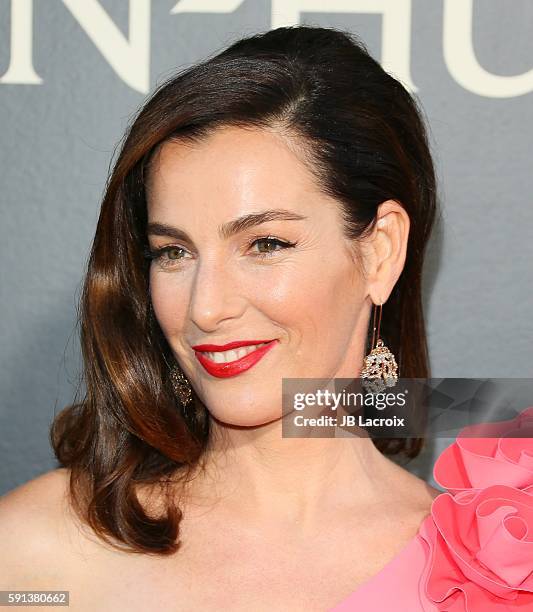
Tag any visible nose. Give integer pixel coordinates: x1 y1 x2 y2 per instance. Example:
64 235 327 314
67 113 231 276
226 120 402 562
188 255 247 332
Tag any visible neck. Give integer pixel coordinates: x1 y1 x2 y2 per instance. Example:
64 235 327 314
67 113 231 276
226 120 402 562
180 416 402 535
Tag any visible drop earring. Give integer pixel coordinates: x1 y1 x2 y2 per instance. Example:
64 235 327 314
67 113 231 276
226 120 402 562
169 363 193 407
361 301 398 393
148 301 194 408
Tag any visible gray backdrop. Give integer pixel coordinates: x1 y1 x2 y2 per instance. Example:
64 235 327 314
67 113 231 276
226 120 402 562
1 0 532 495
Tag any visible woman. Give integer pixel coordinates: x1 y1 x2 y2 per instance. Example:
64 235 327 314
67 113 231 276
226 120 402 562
2 25 532 611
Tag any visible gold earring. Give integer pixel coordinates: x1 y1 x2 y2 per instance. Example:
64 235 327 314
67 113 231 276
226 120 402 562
361 301 398 393
169 364 193 407
150 301 194 409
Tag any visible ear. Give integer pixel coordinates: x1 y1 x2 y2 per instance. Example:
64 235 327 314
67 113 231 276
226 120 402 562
361 200 410 304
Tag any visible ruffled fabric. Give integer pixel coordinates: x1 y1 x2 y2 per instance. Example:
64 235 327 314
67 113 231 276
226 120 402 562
433 407 533 494
329 408 533 611
418 407 533 611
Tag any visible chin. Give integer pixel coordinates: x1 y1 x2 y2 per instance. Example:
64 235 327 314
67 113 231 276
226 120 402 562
206 403 282 428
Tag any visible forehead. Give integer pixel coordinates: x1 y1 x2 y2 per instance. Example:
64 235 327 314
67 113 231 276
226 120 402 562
145 126 323 209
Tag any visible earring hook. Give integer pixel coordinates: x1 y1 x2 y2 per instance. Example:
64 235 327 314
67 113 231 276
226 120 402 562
370 301 383 350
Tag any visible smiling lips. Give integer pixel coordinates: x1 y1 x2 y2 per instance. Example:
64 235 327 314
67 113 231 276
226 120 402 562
191 339 278 378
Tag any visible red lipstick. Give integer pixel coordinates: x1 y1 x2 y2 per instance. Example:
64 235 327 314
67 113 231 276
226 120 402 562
193 339 278 378
191 339 274 352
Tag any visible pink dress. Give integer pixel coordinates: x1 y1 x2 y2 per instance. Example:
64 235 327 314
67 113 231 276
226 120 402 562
329 407 533 611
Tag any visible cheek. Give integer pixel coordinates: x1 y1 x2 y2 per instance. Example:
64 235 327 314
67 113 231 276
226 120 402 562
257 264 351 337
297 256 364 340
149 270 190 333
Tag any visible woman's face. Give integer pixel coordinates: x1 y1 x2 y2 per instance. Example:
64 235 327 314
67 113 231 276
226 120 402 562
146 126 373 426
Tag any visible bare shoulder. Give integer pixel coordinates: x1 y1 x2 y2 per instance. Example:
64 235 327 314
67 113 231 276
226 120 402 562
0 467 72 536
401 462 442 501
1 466 70 508
0 468 79 588
380 456 443 530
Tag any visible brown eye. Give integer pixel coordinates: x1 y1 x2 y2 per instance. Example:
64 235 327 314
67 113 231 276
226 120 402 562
255 238 279 253
250 236 295 257
166 247 185 260
143 244 191 270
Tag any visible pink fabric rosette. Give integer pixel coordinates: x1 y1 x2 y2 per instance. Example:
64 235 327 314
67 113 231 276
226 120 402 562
433 407 533 494
418 407 533 611
328 408 533 611
419 484 533 611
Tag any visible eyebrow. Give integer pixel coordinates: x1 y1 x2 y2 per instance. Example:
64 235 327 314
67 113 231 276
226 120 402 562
147 209 307 242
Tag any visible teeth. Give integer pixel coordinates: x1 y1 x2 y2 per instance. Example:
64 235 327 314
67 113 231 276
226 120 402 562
203 343 269 364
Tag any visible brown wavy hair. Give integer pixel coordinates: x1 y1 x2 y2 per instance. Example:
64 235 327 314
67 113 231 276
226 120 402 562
51 25 438 555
